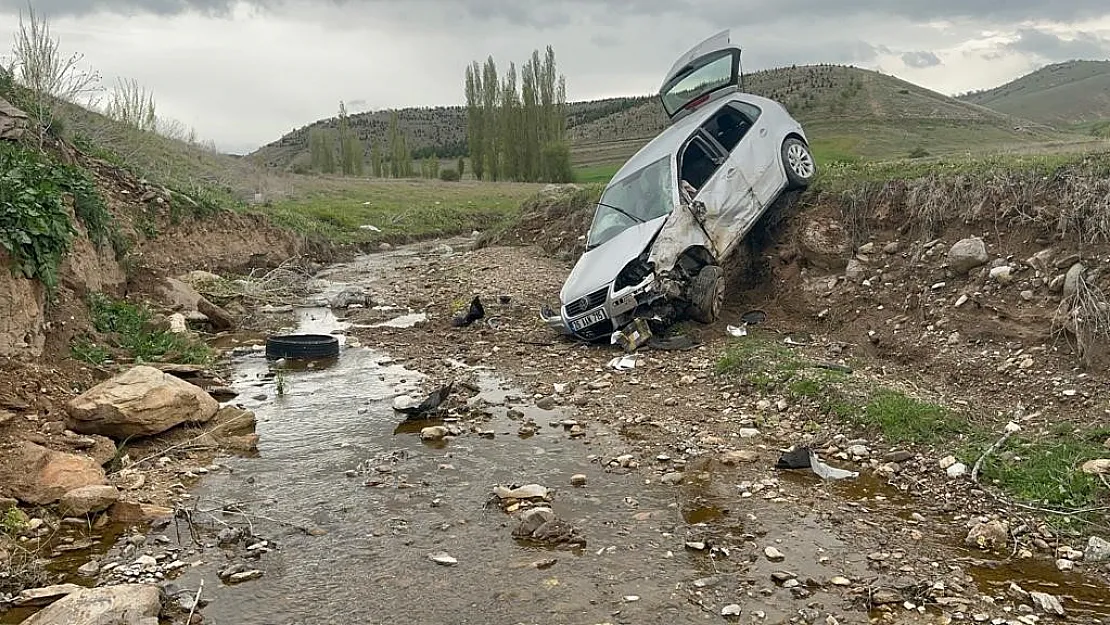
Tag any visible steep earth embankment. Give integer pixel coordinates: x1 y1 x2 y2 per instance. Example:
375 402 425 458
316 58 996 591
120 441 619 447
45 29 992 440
0 98 306 362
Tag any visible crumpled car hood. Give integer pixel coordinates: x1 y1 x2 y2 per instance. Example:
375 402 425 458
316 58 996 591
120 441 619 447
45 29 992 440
560 216 669 305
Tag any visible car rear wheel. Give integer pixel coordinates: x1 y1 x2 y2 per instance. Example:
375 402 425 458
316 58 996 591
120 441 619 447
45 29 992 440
688 265 725 324
782 137 815 189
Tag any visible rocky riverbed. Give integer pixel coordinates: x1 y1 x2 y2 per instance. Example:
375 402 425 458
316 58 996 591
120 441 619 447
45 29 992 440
3 228 1110 624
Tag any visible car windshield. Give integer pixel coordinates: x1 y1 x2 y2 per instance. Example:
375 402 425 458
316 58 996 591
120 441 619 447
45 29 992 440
586 156 674 249
660 51 735 117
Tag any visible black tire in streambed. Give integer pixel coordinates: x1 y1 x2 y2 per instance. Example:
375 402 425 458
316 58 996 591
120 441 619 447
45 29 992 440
265 334 340 360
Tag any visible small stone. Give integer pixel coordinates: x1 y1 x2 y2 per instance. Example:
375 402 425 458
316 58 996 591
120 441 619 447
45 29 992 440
946 462 967 478
76 561 100 577
721 449 759 465
227 570 264 583
1080 459 1110 475
1085 536 1110 562
721 604 742 617
830 576 851 586
1020 290 1035 301
764 546 785 562
938 455 957 469
661 472 684 486
1055 558 1074 571
1029 591 1065 616
429 552 458 566
536 396 557 410
737 428 760 438
989 266 1014 284
965 520 1009 550
419 426 449 441
570 474 587 487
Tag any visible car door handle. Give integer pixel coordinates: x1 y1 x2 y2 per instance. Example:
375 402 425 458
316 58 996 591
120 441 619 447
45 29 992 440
759 128 767 137
726 167 736 178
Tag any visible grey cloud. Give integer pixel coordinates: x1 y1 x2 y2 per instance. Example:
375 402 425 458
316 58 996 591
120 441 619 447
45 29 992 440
1003 28 1110 61
4 0 1110 27
902 50 942 68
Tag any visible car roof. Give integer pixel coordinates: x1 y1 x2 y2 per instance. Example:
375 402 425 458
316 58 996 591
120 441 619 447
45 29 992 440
607 92 779 185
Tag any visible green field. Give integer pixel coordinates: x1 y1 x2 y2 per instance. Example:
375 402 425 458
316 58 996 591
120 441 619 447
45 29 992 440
257 177 548 244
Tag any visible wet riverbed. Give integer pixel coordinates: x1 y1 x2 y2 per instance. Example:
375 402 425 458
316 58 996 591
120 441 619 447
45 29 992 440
153 251 898 625
10 241 1108 625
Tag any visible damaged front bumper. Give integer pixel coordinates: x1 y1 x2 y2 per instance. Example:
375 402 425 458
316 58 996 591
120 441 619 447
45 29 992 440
540 274 667 342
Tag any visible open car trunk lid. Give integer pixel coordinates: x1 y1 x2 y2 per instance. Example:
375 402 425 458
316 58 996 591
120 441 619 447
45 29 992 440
658 29 743 123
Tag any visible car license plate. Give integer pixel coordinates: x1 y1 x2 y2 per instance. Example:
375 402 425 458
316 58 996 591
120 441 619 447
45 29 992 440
570 308 608 331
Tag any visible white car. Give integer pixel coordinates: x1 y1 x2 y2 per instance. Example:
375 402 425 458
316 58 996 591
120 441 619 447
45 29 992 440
542 29 816 342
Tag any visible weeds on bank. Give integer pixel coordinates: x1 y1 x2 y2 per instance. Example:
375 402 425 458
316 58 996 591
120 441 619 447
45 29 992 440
70 293 212 365
715 331 1109 513
960 426 1110 514
1 508 26 536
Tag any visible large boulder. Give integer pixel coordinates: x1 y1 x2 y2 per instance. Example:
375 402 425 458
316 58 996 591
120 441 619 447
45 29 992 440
65 365 218 439
18 583 162 625
947 237 989 275
0 441 107 505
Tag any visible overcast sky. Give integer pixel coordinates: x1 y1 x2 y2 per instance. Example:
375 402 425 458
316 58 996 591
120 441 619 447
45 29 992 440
1 1 1108 154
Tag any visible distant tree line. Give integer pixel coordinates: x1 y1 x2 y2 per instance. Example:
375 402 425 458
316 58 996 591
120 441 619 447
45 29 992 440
464 45 573 183
305 102 459 180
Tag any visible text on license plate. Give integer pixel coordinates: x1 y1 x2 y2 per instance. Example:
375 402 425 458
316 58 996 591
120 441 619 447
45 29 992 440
570 308 608 331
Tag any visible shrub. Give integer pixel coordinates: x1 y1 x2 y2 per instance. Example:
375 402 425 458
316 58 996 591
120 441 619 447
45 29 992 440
439 167 461 182
0 143 76 290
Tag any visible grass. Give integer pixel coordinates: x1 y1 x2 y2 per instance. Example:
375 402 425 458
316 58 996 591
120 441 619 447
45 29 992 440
75 292 213 365
715 331 1109 514
256 177 547 244
573 163 621 184
962 427 1110 514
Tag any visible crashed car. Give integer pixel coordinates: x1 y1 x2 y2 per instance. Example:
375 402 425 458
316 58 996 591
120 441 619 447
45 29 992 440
541 29 816 342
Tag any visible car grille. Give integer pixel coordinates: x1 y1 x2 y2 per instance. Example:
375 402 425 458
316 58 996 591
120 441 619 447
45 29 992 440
575 319 615 341
565 286 609 317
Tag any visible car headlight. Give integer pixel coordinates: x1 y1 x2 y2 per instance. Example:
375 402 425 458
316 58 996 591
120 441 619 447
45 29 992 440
615 254 654 291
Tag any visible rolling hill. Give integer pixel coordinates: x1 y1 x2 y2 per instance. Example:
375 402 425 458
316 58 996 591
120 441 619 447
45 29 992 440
958 60 1110 127
251 63 1093 173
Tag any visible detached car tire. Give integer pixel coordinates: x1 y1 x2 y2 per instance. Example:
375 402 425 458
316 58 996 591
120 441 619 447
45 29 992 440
782 137 816 189
688 265 725 324
265 334 340 360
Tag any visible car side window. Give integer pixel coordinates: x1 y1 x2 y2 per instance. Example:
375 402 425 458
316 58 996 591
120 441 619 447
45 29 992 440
678 134 724 195
707 103 761 153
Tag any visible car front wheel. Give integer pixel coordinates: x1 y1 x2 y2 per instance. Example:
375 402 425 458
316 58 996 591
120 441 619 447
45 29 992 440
782 137 816 189
688 265 725 324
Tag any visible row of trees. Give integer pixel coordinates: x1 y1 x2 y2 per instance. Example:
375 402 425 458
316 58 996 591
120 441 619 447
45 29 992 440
464 45 573 183
306 104 460 180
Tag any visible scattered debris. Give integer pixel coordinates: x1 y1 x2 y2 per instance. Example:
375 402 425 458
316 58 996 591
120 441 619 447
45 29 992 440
453 296 485 327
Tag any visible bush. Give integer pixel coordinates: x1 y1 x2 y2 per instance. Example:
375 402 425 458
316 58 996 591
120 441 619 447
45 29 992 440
439 168 461 182
0 143 76 290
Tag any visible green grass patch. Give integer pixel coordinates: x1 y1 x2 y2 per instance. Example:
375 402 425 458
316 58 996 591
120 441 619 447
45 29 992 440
716 331 968 445
83 292 212 365
812 148 1110 191
258 178 546 244
853 390 969 444
963 430 1109 513
573 163 621 184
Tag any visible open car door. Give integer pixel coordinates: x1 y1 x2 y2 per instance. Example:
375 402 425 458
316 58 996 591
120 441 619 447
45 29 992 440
658 29 743 124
